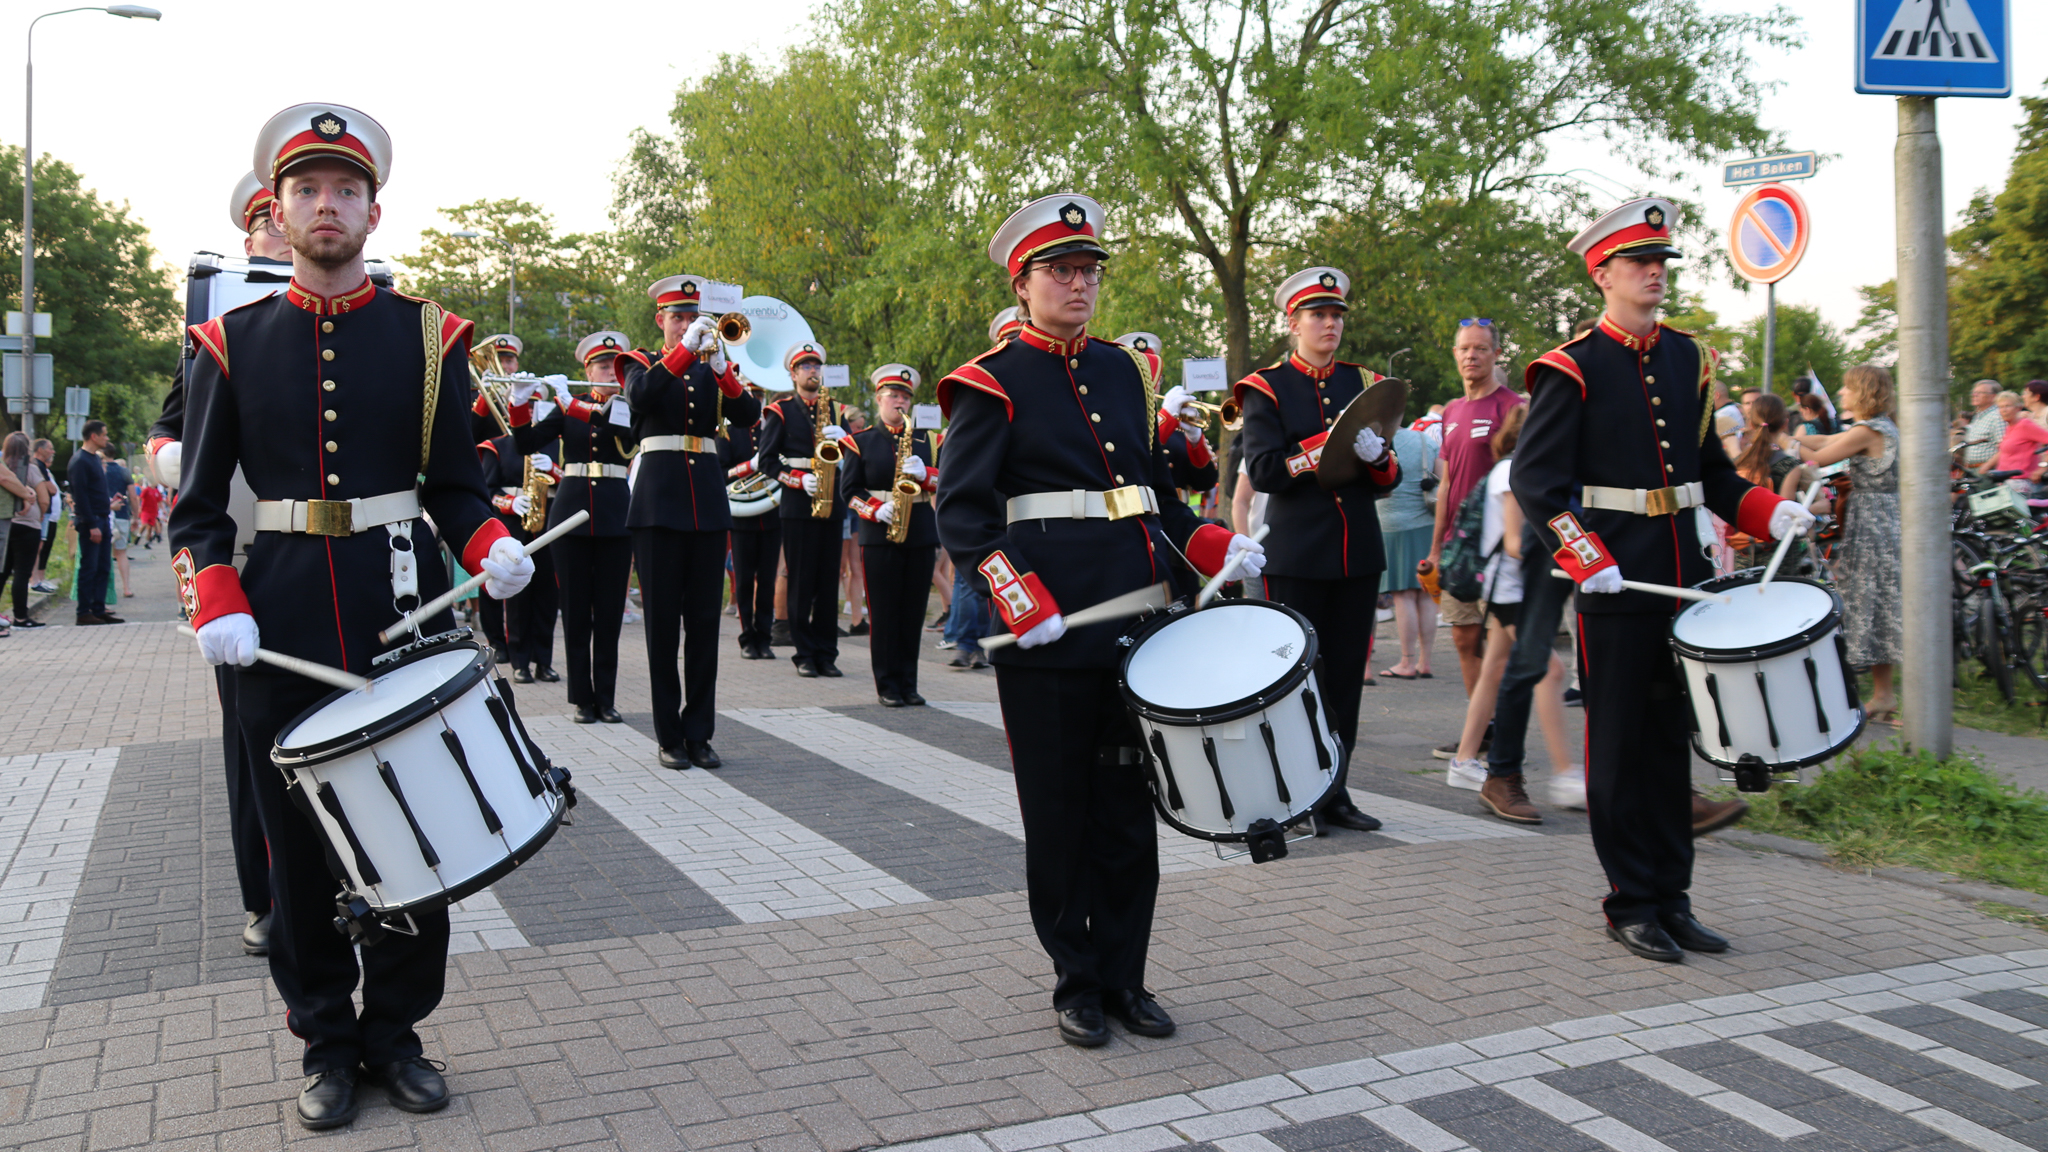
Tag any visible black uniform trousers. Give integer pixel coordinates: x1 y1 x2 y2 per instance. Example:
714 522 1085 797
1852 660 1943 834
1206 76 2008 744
554 534 632 711
996 665 1156 1011
1486 544 1574 779
1578 612 1695 927
782 517 841 666
861 543 935 698
506 539 558 673
234 671 449 1076
731 521 780 651
218 666 269 915
633 527 726 749
1262 573 1377 808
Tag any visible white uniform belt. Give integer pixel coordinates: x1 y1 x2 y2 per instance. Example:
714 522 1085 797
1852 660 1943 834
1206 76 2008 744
782 455 820 469
252 491 421 536
640 434 718 455
567 463 629 479
1006 486 1159 523
1581 481 1704 517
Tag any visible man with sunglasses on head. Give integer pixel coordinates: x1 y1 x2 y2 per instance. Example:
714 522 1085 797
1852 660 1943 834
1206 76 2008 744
938 193 1261 1048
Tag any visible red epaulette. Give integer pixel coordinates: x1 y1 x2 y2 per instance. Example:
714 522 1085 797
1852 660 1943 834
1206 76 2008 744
937 347 1011 420
188 317 230 377
1523 329 1595 397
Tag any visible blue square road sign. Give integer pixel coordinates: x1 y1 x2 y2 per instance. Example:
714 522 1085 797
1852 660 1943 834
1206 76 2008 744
1857 0 2011 98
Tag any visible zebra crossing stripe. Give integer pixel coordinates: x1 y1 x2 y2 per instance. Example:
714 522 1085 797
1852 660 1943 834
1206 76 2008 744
1733 1033 2037 1152
0 748 119 1011
1493 1078 1680 1152
1619 1055 1816 1138
446 888 529 954
1834 1013 2039 1089
1932 996 2048 1044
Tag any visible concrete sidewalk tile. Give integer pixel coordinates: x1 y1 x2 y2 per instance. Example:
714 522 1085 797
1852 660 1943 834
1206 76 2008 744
1171 1105 1290 1141
1189 1073 1303 1111
983 1114 1105 1151
1910 1106 2037 1152
1061 1126 1184 1152
1372 1068 1476 1103
1461 1026 1558 1057
1087 1093 1205 1132
1287 1056 1396 1092
1361 1103 1469 1152
1540 1036 1640 1067
1495 1077 1601 1124
1459 1052 1563 1085
1574 1114 1678 1152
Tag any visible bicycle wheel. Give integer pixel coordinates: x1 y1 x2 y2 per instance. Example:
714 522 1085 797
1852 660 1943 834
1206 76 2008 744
2009 582 2048 690
1952 535 1991 666
1986 583 2018 703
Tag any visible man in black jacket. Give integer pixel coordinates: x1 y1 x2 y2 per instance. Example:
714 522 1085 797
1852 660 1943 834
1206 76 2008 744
68 421 117 625
840 365 941 705
758 343 852 678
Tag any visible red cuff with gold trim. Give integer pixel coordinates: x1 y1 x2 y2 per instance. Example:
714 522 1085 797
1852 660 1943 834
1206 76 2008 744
1362 448 1398 486
1185 435 1213 469
1546 512 1617 583
1157 411 1182 443
853 497 882 522
1735 487 1782 541
992 571 1059 637
149 436 176 457
506 401 532 428
661 341 697 376
728 457 759 481
780 470 809 490
716 362 744 398
179 556 252 629
561 396 602 423
491 493 519 514
1185 523 1233 577
462 519 513 576
921 468 939 492
1286 432 1329 478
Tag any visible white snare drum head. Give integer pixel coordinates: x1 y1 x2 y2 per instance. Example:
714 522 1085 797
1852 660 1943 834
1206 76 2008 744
1125 602 1309 710
1670 580 1833 651
278 648 478 750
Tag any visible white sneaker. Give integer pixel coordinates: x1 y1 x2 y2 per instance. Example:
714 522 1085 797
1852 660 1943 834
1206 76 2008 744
1445 757 1487 791
1550 772 1587 810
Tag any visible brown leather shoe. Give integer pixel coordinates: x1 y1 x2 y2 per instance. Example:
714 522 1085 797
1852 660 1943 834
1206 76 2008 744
1691 792 1749 837
1479 773 1542 824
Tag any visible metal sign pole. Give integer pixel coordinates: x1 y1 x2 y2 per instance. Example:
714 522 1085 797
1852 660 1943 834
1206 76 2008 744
1762 281 1776 396
1895 94 1951 757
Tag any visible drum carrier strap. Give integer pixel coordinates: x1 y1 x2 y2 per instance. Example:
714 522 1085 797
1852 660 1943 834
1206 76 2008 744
386 302 446 633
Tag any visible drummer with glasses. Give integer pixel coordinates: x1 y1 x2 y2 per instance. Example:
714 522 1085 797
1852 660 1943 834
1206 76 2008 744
936 193 1263 1049
1513 198 1813 965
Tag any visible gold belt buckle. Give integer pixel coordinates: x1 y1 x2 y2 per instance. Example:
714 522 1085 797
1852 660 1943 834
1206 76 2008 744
303 499 353 536
1642 486 1680 517
1102 485 1148 521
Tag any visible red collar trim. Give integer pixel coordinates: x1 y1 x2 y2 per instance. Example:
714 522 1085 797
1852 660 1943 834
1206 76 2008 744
1017 324 1087 358
1597 314 1660 352
286 277 377 315
1288 352 1336 381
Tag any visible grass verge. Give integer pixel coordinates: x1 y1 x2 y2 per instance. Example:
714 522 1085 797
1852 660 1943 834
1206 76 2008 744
1948 661 2048 738
1725 745 2048 898
1977 902 2048 932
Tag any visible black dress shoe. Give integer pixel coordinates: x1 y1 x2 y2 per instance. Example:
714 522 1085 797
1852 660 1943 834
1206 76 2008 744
771 620 793 646
1057 1005 1110 1047
296 1068 359 1129
512 667 534 684
947 652 972 668
880 692 906 707
1658 913 1730 953
687 741 722 769
1322 805 1383 832
794 659 819 678
658 747 692 770
968 655 990 670
95 613 124 624
75 615 108 626
1608 920 1685 963
598 707 624 724
738 643 761 660
241 911 271 956
535 666 560 683
361 1056 449 1114
902 692 926 707
848 621 870 636
491 646 511 665
817 661 844 678
1106 989 1176 1037
572 706 599 724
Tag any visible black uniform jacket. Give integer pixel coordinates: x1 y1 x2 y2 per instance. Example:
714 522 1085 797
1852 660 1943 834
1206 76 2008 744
1512 316 1779 615
545 391 633 538
617 342 760 533
478 435 528 532
168 280 508 675
720 417 778 532
758 393 854 523
936 325 1232 669
1158 417 1219 494
1234 354 1401 580
839 421 940 548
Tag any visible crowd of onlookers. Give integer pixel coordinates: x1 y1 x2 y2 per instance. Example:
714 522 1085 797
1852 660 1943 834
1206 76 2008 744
0 422 175 637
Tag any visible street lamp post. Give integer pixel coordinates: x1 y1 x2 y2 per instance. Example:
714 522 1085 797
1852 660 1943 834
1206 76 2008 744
453 230 516 335
1387 348 1412 379
20 5 160 439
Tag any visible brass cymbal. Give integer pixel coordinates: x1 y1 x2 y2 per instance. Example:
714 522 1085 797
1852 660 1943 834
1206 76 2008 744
1317 376 1408 490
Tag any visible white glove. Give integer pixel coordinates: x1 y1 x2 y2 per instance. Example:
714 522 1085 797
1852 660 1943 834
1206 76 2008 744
509 492 533 517
481 536 535 600
1353 426 1386 462
901 455 928 482
507 377 543 405
823 424 847 442
1161 385 1198 421
875 500 897 524
801 472 820 496
155 440 182 489
1769 499 1817 540
544 374 573 403
1225 534 1267 579
530 453 553 474
195 612 260 667
1016 613 1067 649
707 345 730 376
682 315 716 353
1579 566 1626 595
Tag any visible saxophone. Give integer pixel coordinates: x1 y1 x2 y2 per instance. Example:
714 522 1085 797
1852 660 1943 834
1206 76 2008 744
809 389 841 518
886 417 919 544
520 453 552 533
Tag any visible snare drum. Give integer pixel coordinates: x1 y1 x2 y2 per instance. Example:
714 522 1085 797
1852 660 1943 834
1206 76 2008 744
1118 600 1343 859
1668 572 1864 786
272 638 571 941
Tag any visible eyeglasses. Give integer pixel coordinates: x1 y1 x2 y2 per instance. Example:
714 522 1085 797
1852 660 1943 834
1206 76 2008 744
1458 318 1493 328
251 216 284 238
1037 262 1105 285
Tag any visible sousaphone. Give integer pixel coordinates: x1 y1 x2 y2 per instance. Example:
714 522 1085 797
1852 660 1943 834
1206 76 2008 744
727 296 816 392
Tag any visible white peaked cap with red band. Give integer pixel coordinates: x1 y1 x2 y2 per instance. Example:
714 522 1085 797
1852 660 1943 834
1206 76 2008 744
575 331 631 365
1567 197 1683 276
229 171 273 233
785 340 826 373
481 334 524 356
1274 267 1350 314
255 103 391 189
647 274 712 312
870 364 921 392
987 193 1110 276
988 306 1023 345
1113 332 1164 356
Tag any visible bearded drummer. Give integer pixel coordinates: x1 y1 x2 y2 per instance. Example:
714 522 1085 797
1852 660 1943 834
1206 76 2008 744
1513 198 1812 963
936 193 1264 1048
168 103 533 1128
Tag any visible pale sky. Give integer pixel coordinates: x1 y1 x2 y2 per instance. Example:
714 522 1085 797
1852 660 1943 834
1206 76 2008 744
1 0 2040 350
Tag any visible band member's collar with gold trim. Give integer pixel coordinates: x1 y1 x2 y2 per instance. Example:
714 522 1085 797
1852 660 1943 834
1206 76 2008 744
1017 323 1087 358
286 277 377 315
1596 314 1661 353
1288 352 1337 381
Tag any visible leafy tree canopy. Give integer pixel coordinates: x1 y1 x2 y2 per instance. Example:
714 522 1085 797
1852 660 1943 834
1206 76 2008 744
1950 83 2048 389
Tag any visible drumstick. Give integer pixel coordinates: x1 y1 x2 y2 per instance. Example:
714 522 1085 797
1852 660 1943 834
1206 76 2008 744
177 624 370 691
979 581 1172 651
1197 524 1272 608
379 509 592 644
1549 569 1731 605
1759 480 1825 591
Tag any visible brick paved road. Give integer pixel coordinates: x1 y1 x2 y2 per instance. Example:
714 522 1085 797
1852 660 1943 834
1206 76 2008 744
3 566 2044 1151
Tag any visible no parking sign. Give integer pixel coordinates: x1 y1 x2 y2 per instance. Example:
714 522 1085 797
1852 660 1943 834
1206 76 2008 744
1727 184 1811 285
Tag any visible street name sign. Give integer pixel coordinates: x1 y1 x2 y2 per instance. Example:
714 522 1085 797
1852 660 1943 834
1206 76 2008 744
1723 151 1816 186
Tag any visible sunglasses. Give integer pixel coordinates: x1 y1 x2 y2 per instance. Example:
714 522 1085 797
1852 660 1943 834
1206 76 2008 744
1458 318 1493 328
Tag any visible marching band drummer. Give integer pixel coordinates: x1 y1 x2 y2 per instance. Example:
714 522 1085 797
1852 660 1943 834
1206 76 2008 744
1116 331 1219 499
616 275 761 770
1513 198 1812 963
723 385 781 661
758 342 853 679
840 364 940 706
1233 267 1393 834
936 193 1264 1048
169 103 533 1129
550 332 637 723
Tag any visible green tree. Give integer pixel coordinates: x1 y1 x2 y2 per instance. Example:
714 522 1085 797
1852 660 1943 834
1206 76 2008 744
0 145 179 448
1712 302 1849 397
397 199 633 379
1848 280 1897 368
1950 82 2048 387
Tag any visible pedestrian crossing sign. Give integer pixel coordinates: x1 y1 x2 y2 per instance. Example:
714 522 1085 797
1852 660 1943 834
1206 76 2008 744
1858 0 2012 97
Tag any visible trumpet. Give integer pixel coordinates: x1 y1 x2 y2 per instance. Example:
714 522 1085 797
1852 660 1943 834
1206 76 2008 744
1179 397 1242 432
713 312 751 345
